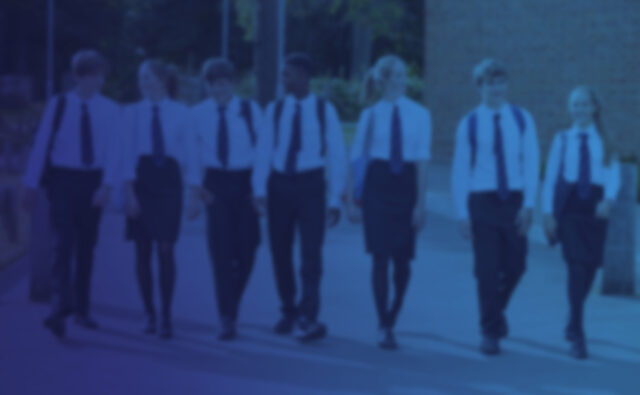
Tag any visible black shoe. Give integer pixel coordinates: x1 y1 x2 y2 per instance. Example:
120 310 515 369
143 315 157 335
75 315 99 330
43 315 66 339
158 319 173 339
497 320 509 339
480 336 500 356
218 322 237 341
296 321 328 343
273 315 296 335
378 328 398 350
570 340 588 359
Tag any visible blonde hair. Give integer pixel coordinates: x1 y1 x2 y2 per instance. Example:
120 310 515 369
569 85 616 164
362 54 406 103
140 59 179 99
472 58 508 86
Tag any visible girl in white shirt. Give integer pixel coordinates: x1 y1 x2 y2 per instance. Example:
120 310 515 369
122 60 189 339
349 55 431 350
541 85 620 359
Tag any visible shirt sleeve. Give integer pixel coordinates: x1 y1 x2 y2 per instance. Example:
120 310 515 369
102 102 124 187
415 107 432 161
22 98 57 189
349 108 370 162
451 117 471 220
251 102 275 198
605 159 621 201
120 105 137 182
522 111 540 210
185 108 203 186
325 103 347 208
541 134 562 214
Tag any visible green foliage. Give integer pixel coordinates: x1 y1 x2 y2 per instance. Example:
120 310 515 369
312 74 424 122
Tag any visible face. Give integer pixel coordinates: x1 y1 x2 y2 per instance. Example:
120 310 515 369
282 64 309 94
209 77 234 103
568 89 596 126
382 62 407 97
75 73 105 96
480 75 508 105
138 64 166 100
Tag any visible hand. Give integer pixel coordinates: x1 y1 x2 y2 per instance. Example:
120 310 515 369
195 186 215 206
459 220 471 240
543 214 558 244
515 208 533 236
125 191 141 218
326 207 341 228
22 187 38 212
596 199 613 219
412 205 427 231
253 196 267 216
92 186 111 208
347 202 362 223
186 195 202 220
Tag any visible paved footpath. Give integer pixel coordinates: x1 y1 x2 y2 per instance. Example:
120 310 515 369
1 164 640 395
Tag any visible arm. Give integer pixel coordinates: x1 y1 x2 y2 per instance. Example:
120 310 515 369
451 118 471 221
522 112 540 211
325 103 347 210
22 99 56 190
252 103 275 201
541 134 561 215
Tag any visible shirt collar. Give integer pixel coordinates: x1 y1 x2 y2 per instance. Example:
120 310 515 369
286 92 315 107
569 122 597 137
478 102 509 117
214 95 238 112
70 90 100 106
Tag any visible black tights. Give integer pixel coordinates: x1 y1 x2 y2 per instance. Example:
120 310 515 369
567 262 598 340
136 240 176 322
372 253 411 329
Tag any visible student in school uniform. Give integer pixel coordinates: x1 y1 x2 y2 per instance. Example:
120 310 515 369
253 53 347 343
542 86 619 359
122 60 188 339
22 49 121 338
347 55 430 350
451 59 540 355
186 58 262 341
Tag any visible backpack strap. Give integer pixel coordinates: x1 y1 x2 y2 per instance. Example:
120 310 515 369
45 94 67 165
273 99 285 148
240 99 256 145
316 98 327 156
510 105 526 135
467 112 478 169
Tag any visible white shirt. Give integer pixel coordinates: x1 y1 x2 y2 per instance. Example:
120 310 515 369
121 98 190 182
350 96 432 162
23 91 122 188
187 96 263 185
541 124 621 214
451 103 540 220
252 93 347 208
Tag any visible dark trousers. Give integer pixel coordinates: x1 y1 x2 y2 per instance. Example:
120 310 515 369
267 169 326 322
46 167 103 318
205 169 260 323
558 186 607 340
469 192 527 338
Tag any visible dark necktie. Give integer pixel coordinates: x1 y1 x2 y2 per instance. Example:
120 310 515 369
151 105 165 166
285 103 302 175
493 113 509 200
217 105 229 168
389 105 404 174
577 132 592 199
80 103 94 166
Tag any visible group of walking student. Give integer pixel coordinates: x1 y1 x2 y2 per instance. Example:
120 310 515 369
22 49 620 361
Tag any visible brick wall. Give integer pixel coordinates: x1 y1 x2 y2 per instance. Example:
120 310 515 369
424 0 640 162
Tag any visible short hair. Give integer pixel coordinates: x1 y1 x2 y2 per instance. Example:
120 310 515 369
285 53 315 76
201 57 235 83
472 58 508 86
71 49 108 77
